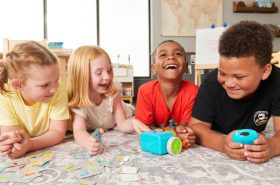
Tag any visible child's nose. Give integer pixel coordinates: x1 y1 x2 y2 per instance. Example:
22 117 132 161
167 55 175 60
49 87 57 93
225 78 236 87
103 72 110 80
49 84 58 93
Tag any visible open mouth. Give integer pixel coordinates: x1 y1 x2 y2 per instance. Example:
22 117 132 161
98 83 108 88
164 64 178 69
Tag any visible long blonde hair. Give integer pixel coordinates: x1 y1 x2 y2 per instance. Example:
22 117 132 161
67 45 118 108
0 41 58 94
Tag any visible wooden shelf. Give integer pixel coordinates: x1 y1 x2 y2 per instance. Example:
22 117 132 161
233 1 278 13
113 64 134 104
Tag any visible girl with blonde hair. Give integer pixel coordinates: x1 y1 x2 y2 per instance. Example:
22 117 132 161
0 41 69 158
67 45 150 154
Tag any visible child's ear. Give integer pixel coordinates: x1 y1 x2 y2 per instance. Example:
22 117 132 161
151 63 157 76
11 79 23 89
261 63 272 80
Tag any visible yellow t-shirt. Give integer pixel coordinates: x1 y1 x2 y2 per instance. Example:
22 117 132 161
0 82 70 137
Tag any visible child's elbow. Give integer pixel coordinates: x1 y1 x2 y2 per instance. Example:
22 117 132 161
54 130 67 143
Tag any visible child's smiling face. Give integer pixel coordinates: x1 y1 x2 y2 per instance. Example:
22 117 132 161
19 64 60 105
89 54 113 94
217 56 272 99
153 41 187 81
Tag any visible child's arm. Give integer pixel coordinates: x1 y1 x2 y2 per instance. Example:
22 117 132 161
5 119 68 158
72 113 103 154
29 119 67 150
244 116 280 163
189 116 246 161
113 94 150 134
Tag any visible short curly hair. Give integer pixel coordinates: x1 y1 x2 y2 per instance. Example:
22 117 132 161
219 21 273 67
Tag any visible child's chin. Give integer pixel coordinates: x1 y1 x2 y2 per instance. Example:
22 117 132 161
226 93 243 100
98 89 107 94
40 97 53 103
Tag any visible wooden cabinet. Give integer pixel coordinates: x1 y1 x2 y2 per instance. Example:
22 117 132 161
50 49 72 84
233 1 278 13
113 64 134 103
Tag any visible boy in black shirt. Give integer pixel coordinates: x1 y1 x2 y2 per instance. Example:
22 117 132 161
189 21 280 163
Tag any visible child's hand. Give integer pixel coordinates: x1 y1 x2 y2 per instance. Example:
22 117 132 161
8 130 32 159
243 134 272 164
175 126 196 147
85 129 104 155
132 119 151 134
223 131 246 161
0 131 22 157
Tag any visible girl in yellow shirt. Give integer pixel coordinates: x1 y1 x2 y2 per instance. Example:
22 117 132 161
0 41 69 159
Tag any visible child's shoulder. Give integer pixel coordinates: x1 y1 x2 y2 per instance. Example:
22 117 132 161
139 80 159 91
181 80 198 94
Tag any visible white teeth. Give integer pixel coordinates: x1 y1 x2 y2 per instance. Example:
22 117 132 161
165 64 178 69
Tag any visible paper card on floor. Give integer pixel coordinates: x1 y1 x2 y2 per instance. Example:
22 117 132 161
10 172 42 183
28 158 50 166
74 153 92 159
122 147 141 154
119 174 141 182
0 166 5 173
74 167 103 179
105 160 123 168
114 155 130 162
72 179 97 185
3 158 28 167
0 174 11 182
19 165 46 175
63 164 82 172
115 166 139 174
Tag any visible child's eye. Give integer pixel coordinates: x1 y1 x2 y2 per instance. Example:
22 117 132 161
159 53 167 58
218 72 225 76
236 76 245 79
175 51 183 55
40 84 49 88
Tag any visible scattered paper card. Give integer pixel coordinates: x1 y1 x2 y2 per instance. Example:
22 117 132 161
115 166 139 174
119 174 141 182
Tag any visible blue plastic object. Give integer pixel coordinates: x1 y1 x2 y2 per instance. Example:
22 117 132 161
232 129 258 144
210 23 216 29
48 42 64 49
140 130 174 155
223 22 228 27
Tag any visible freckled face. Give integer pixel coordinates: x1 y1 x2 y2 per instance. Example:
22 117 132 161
217 56 268 99
89 55 113 94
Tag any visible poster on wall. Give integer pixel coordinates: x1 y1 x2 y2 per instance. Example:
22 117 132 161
161 0 223 36
195 27 227 65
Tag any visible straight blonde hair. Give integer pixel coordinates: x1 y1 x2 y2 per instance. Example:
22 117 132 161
67 45 118 108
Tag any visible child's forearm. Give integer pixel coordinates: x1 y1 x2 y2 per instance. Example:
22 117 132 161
73 129 91 147
269 130 280 157
191 123 225 153
30 129 66 151
116 119 135 134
